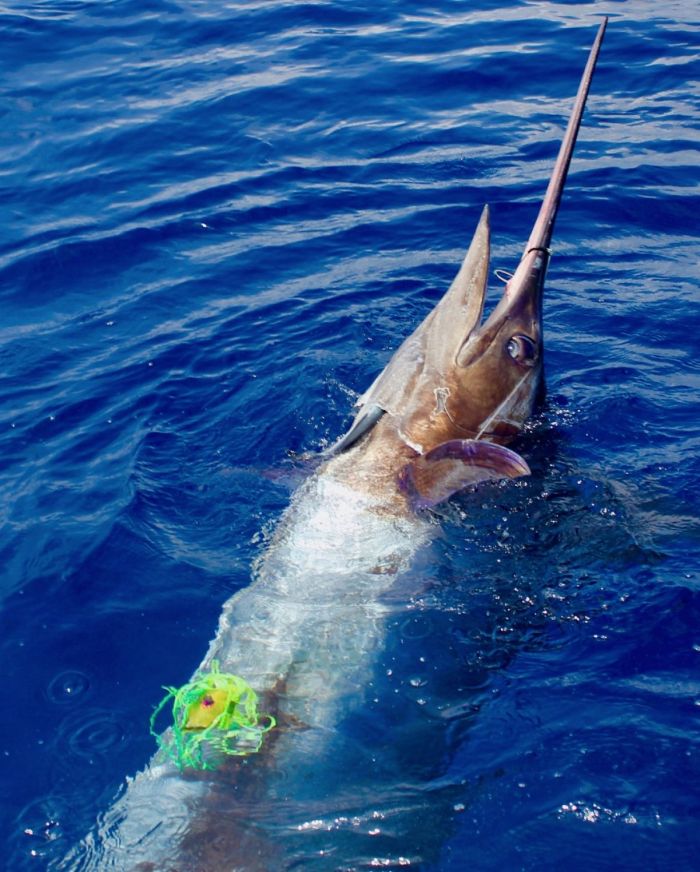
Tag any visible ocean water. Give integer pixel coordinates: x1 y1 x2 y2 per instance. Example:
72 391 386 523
1 0 699 869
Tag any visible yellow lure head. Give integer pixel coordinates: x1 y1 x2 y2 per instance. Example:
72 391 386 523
150 661 276 770
185 688 229 729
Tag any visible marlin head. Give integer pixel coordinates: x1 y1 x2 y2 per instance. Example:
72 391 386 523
330 20 606 507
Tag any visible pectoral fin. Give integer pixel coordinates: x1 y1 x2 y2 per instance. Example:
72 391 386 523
398 439 530 509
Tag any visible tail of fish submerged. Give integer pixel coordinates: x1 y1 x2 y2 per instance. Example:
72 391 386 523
62 21 607 871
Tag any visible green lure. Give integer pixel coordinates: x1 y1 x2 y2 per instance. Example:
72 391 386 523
150 660 275 771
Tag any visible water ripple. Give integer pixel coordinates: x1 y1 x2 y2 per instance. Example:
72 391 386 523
0 1 698 869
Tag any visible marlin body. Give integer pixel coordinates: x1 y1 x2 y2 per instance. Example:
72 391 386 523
64 21 606 872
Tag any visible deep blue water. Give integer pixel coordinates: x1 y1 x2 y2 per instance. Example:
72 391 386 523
1 0 699 869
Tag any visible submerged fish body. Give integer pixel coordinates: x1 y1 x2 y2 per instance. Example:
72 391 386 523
204 464 431 729
63 21 607 871
65 456 433 870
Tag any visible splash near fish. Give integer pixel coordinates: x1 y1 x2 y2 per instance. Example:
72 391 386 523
150 660 275 770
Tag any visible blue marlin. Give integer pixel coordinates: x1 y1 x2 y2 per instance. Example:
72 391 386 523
63 19 606 872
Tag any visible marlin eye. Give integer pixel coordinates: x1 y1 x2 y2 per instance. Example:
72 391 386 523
506 335 537 365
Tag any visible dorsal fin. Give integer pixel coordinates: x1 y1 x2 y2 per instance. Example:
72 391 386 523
357 206 489 420
330 208 491 454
